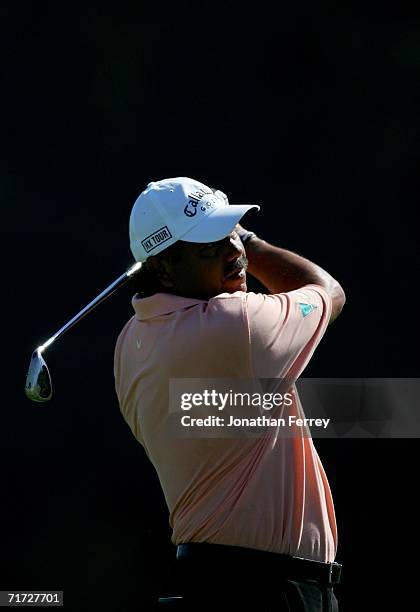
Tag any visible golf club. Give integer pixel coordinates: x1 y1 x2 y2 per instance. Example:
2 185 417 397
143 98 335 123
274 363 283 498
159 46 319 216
25 261 142 402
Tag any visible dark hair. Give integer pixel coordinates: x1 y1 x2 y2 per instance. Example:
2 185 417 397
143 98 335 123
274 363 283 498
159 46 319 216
127 240 185 298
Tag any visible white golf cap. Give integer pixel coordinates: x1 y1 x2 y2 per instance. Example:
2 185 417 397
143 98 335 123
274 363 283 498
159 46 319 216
129 177 260 262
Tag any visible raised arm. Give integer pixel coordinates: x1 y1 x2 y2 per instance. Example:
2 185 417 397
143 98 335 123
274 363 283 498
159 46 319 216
241 232 346 324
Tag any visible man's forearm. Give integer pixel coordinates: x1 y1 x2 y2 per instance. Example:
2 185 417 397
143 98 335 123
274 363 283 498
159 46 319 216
245 236 344 301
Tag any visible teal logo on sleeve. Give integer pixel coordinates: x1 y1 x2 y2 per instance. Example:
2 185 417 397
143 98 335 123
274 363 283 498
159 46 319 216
298 303 318 317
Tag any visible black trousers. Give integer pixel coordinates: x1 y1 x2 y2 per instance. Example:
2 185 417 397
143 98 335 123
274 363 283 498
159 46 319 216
160 543 341 611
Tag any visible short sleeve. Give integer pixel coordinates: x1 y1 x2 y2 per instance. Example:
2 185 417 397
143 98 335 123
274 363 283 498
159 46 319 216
246 284 332 380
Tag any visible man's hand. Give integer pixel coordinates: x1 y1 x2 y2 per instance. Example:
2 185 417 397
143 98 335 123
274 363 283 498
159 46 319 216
234 223 257 245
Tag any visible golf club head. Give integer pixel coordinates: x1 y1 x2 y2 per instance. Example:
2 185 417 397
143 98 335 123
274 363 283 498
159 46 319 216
25 349 52 402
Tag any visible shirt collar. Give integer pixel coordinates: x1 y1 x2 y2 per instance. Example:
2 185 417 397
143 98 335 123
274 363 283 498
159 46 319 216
132 292 206 320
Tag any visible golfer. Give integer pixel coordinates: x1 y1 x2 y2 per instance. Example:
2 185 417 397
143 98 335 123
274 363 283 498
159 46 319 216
114 177 345 610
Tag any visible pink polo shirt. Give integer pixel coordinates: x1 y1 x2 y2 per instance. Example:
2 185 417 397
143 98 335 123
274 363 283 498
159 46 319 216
114 285 337 563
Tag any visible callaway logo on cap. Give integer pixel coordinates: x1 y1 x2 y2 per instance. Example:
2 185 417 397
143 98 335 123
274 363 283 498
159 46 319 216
129 177 260 262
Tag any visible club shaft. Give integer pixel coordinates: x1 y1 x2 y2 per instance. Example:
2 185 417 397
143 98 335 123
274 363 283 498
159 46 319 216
40 263 141 350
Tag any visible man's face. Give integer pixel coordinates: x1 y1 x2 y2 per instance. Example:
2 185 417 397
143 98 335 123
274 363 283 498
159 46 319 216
157 229 248 300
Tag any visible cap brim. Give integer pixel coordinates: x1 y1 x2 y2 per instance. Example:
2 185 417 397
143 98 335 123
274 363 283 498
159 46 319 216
180 204 260 244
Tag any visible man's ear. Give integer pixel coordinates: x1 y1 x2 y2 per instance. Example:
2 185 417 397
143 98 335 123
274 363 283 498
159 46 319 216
146 256 174 288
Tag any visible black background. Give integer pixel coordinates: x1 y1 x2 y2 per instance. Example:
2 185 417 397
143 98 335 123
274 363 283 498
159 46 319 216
2 3 419 610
